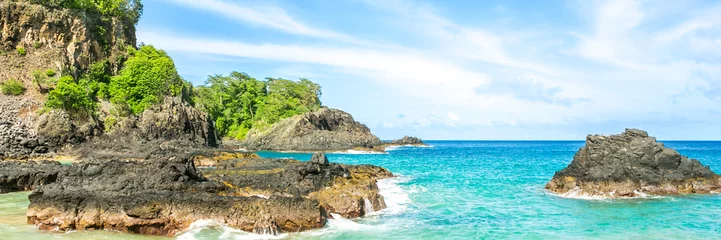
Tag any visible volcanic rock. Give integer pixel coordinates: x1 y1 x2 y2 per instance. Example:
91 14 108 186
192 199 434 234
242 107 381 151
546 129 721 198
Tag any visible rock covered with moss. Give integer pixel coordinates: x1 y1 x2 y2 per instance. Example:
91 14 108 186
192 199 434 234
546 129 721 198
242 107 381 151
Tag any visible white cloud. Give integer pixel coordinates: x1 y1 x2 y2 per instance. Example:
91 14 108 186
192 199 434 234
162 0 360 43
448 112 459 121
141 0 721 138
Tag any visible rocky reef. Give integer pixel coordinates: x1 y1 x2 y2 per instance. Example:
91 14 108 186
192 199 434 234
24 152 393 236
546 129 721 198
243 107 381 152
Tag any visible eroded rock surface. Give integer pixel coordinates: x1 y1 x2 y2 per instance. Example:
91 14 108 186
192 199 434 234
25 152 393 236
26 156 326 236
202 153 393 218
0 160 65 193
546 129 721 198
243 107 381 151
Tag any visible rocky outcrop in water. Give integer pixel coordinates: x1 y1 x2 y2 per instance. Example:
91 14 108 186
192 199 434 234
390 136 425 145
242 107 381 151
26 155 326 236
546 129 721 198
25 152 393 236
0 160 65 193
203 152 392 218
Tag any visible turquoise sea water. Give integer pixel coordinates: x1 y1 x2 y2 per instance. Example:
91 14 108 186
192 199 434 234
2 141 721 239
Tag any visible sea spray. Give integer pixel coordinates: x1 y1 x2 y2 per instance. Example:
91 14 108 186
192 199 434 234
363 198 374 214
371 176 413 216
176 220 288 240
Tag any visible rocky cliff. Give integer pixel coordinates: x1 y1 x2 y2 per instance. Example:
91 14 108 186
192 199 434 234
0 0 133 158
242 107 381 151
0 2 217 158
546 129 721 198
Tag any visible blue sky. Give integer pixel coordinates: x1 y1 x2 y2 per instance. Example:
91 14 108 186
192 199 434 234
137 0 721 140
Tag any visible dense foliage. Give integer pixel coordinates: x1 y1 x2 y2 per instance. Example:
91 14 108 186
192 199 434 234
79 60 111 100
195 72 322 140
109 45 186 114
1 79 26 96
45 76 94 116
30 0 143 25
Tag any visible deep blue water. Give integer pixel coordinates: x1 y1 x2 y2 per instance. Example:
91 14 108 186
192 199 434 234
2 141 721 239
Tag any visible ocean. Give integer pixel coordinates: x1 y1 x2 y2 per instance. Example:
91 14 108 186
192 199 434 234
2 141 721 239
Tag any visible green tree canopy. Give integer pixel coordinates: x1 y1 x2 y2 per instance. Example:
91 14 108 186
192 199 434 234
45 76 95 117
30 0 143 25
195 72 322 140
109 45 184 114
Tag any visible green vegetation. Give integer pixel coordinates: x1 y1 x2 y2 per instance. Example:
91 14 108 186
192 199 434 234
45 69 57 77
31 0 144 25
45 76 94 117
33 42 42 49
79 60 111 100
32 69 57 92
17 47 26 56
109 45 186 114
1 79 27 96
195 72 322 140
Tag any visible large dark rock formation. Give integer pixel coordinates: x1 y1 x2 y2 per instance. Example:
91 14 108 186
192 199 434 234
546 129 721 198
0 160 65 193
242 107 381 151
26 155 326 236
25 152 394 236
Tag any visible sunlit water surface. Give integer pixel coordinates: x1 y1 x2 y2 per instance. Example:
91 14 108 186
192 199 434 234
2 141 721 239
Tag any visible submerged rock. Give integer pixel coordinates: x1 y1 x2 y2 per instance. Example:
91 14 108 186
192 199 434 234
242 107 381 151
546 129 721 198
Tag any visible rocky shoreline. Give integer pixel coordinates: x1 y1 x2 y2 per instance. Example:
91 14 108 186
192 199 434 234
546 129 721 198
7 151 392 236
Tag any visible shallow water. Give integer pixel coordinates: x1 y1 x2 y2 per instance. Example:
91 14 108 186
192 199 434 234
2 141 721 239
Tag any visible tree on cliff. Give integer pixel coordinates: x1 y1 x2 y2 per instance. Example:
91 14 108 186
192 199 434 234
195 73 322 140
29 0 143 25
109 45 187 114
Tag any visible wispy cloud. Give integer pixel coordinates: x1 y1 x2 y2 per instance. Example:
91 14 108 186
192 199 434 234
162 0 361 43
139 0 721 139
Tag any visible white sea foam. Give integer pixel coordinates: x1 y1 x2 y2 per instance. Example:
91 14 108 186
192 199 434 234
384 146 401 151
371 176 412 216
333 150 388 155
175 175 413 240
552 187 667 201
176 219 288 240
385 145 433 151
363 198 374 213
